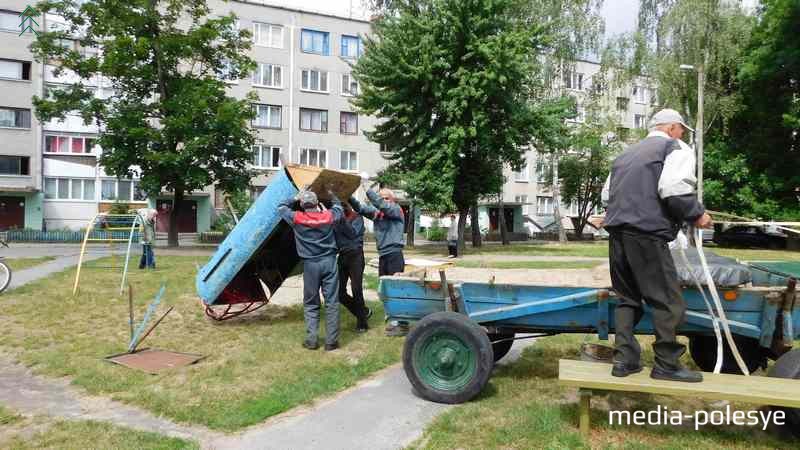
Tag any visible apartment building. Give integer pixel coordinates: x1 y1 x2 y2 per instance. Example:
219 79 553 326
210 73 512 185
0 0 659 237
0 2 43 230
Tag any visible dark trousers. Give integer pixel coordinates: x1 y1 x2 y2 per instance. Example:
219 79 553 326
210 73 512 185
609 230 686 371
302 255 340 346
139 244 155 269
447 240 458 257
338 248 368 323
378 251 405 276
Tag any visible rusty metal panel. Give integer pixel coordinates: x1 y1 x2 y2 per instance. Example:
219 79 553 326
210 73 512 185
106 349 204 374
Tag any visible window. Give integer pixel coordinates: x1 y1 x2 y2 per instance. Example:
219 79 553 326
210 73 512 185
340 112 358 135
253 145 281 168
634 114 646 129
252 63 282 88
616 97 629 111
0 155 29 175
253 104 281 129
633 85 647 103
300 108 328 132
341 35 361 58
514 159 529 182
253 22 283 48
564 70 583 90
340 150 358 171
536 159 551 183
217 59 237 82
301 69 328 92
44 135 96 154
0 59 31 81
100 179 145 202
341 73 359 96
536 196 553 215
515 195 529 215
0 11 19 32
44 178 95 200
0 107 31 128
301 29 330 55
300 148 327 167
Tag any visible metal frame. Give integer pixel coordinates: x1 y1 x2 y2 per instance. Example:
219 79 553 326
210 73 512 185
73 213 142 296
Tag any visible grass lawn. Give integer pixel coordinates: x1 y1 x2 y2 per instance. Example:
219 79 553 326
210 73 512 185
3 257 56 271
709 246 800 261
410 335 792 450
0 256 401 431
454 260 603 270
408 242 610 258
0 405 197 450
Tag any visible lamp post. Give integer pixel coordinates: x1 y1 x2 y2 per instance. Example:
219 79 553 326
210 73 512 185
680 53 707 204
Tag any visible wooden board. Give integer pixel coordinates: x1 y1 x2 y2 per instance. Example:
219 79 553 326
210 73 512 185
558 359 800 408
285 164 361 202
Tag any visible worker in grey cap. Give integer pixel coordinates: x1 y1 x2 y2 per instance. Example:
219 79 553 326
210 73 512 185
278 188 344 351
602 108 713 382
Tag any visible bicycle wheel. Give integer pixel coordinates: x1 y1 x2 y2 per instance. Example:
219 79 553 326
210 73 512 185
0 261 11 293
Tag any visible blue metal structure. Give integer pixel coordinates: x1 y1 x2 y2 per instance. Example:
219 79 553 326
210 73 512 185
196 169 301 311
381 265 800 353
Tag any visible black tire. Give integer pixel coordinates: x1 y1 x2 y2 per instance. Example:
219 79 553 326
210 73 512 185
768 349 800 439
488 332 515 362
0 261 11 293
689 335 765 374
402 311 493 404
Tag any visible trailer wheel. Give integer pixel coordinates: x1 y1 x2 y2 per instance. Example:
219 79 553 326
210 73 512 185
689 335 765 374
403 311 493 404
768 349 800 438
488 332 515 362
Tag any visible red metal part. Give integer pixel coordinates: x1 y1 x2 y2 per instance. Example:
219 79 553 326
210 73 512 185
204 301 268 321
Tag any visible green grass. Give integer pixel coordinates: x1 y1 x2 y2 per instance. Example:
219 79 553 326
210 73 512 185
3 257 56 271
408 242 610 257
454 260 603 270
5 420 197 450
410 335 792 450
365 273 380 291
0 256 401 431
709 247 800 261
0 405 21 426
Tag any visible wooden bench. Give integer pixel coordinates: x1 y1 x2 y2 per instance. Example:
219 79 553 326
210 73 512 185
558 359 800 436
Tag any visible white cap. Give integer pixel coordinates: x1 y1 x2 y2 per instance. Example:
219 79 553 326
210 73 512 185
648 108 694 132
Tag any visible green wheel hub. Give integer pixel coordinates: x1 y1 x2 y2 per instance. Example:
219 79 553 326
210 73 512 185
414 330 477 391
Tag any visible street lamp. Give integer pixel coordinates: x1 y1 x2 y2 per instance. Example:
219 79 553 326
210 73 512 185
680 58 706 205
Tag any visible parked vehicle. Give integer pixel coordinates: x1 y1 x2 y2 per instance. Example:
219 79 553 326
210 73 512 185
713 224 787 249
0 239 10 293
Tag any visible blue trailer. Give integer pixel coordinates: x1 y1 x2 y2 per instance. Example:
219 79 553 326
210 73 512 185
379 255 800 424
196 165 359 320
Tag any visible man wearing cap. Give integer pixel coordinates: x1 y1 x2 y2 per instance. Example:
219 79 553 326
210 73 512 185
278 189 344 351
602 108 713 383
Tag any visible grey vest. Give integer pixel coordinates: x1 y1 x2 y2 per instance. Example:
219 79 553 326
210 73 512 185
604 136 682 241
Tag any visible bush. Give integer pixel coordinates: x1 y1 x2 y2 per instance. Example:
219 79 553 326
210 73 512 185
426 226 447 241
109 201 131 214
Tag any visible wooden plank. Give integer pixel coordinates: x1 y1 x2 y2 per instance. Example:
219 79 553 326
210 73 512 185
558 359 800 408
285 164 361 202
579 389 591 436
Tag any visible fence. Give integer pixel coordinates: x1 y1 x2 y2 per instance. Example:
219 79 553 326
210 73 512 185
6 229 141 243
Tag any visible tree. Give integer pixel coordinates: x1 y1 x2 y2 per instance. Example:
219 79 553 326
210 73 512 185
353 0 550 249
31 0 258 246
728 0 800 219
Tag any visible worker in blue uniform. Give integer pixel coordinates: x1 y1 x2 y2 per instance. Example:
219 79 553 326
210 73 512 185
278 189 344 351
334 201 373 333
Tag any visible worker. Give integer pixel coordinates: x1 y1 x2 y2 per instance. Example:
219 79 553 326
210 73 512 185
353 177 407 335
278 189 344 351
334 200 373 333
137 208 157 270
602 108 713 383
446 214 459 258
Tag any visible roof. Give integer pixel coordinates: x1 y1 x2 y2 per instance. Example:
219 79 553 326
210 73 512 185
232 0 372 24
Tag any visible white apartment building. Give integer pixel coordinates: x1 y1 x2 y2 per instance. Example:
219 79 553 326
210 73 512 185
0 1 657 237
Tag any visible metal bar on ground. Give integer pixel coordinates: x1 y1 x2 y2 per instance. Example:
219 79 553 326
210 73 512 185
130 306 174 353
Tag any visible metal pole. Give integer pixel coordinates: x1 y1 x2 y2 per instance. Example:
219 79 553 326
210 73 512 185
696 48 708 205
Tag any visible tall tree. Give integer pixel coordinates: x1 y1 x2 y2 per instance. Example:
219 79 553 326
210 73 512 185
728 0 800 219
353 0 550 248
31 0 257 246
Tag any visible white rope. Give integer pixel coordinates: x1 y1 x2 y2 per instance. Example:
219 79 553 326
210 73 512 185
695 228 751 376
678 245 724 373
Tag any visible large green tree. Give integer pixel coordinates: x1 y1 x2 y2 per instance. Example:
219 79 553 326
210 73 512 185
353 0 550 245
31 0 257 245
727 0 800 219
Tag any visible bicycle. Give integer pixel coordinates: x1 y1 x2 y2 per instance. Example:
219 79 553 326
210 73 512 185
0 239 10 293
